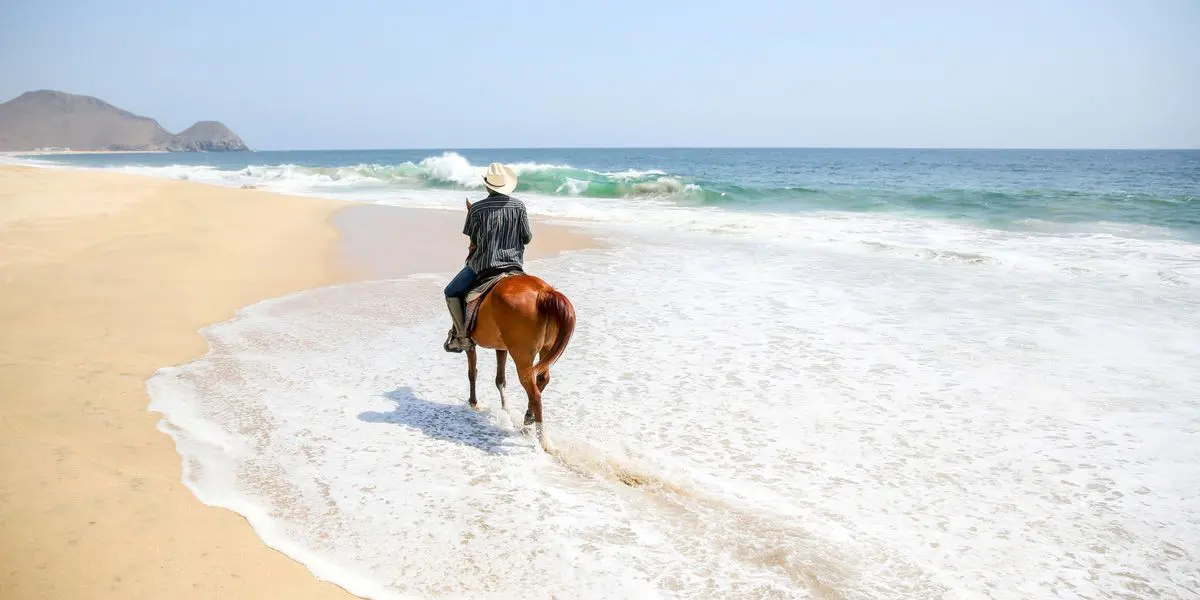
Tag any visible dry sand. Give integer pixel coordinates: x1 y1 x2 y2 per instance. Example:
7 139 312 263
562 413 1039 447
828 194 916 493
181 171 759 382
0 164 593 599
0 150 171 156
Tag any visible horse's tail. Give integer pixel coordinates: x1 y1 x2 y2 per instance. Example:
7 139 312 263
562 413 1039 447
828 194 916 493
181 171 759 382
534 288 575 378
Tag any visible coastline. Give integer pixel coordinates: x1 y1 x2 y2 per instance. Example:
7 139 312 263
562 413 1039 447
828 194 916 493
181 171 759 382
0 163 596 599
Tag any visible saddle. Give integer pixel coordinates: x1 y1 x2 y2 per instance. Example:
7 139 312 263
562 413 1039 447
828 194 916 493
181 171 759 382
464 267 524 335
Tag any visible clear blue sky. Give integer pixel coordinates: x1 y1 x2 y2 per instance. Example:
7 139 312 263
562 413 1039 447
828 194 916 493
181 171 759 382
2 0 1197 149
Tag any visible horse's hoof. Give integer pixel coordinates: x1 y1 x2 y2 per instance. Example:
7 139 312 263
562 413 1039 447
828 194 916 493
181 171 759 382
524 411 535 426
536 425 552 453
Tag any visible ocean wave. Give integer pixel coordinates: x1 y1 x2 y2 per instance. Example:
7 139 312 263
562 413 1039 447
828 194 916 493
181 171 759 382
85 158 1193 288
79 152 1200 235
215 153 719 202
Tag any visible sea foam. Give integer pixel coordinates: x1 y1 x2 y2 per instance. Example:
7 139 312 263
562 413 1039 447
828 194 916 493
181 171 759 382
148 225 1200 599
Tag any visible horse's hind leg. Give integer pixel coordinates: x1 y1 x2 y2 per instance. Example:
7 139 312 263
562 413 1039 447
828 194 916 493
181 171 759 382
514 354 539 427
495 349 508 410
535 342 553 392
512 350 547 448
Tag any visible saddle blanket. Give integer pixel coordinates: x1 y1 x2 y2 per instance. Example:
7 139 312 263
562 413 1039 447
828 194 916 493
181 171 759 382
465 269 523 334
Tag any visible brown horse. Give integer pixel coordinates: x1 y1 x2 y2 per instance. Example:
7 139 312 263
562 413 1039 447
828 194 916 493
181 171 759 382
464 274 575 450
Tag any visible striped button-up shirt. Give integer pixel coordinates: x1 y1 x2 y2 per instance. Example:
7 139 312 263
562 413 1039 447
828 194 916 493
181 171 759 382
464 192 532 274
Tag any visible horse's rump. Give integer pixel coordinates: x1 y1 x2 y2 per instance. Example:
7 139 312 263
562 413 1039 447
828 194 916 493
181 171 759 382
468 273 574 371
456 269 574 451
533 287 575 377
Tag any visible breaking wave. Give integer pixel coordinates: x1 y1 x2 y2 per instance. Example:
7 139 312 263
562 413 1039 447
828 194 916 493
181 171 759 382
24 150 1200 232
232 152 713 202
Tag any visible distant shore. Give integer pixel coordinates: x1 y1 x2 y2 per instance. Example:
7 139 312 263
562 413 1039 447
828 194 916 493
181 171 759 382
0 163 593 599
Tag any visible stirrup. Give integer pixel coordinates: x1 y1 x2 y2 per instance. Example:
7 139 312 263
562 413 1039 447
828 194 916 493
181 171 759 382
443 328 473 353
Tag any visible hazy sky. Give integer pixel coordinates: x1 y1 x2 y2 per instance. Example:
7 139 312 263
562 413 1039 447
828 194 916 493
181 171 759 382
2 0 1197 149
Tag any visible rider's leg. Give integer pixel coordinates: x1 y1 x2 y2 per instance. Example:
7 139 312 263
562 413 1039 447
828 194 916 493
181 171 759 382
443 266 476 351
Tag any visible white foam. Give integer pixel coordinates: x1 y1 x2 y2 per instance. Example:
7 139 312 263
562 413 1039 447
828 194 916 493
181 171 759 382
149 228 1200 599
415 152 573 188
416 152 482 187
557 177 590 196
601 168 668 179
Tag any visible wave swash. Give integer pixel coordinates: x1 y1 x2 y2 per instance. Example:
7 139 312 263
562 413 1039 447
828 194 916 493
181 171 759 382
148 216 1200 599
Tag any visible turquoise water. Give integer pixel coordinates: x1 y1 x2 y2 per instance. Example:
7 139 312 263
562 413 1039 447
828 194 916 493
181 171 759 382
29 148 1200 234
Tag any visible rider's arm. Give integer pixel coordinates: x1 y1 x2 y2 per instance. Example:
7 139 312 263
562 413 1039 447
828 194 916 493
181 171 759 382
463 205 476 257
519 206 532 244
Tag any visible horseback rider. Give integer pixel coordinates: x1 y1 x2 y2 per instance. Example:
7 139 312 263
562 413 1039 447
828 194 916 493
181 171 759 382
444 162 532 352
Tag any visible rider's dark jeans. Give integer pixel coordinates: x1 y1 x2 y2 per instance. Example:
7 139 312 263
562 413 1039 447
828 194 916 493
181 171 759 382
444 266 476 299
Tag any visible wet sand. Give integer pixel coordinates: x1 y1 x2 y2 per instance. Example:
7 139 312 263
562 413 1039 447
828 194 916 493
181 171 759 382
332 203 597 280
0 164 593 599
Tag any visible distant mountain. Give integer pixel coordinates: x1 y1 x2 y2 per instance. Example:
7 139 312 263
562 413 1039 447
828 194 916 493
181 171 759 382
167 121 247 152
0 90 248 152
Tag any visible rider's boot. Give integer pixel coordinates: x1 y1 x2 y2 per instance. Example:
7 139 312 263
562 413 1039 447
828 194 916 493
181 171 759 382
443 296 473 353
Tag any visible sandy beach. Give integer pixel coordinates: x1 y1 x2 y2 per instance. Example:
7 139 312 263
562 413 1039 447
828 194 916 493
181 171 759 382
0 164 591 599
0 150 172 155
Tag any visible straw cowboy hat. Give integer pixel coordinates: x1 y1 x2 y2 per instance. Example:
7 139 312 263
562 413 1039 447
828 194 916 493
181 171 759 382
482 162 518 195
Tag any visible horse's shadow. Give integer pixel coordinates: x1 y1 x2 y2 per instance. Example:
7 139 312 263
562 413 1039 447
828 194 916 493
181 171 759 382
358 387 522 455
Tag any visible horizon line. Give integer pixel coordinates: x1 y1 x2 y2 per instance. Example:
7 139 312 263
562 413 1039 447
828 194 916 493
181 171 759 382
246 145 1200 152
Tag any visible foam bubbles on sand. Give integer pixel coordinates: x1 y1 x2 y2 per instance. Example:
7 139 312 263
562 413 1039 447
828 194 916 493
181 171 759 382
149 229 1200 599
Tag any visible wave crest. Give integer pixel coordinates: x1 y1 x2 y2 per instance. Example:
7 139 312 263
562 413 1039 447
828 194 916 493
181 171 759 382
218 152 715 202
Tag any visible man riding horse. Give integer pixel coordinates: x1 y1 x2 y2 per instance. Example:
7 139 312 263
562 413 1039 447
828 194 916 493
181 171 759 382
440 162 575 450
443 162 531 352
